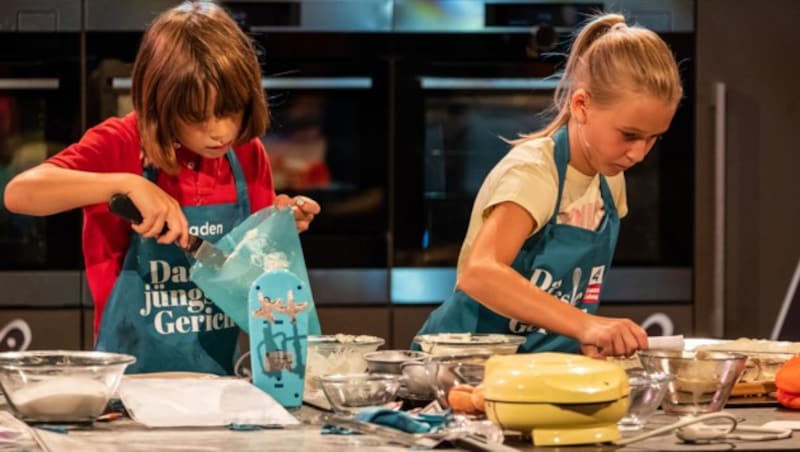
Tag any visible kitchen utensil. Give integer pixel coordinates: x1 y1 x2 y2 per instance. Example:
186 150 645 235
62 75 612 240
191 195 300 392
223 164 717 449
326 415 440 448
319 373 400 414
618 369 673 431
693 338 800 393
399 360 435 403
108 193 228 268
326 415 520 452
305 335 384 393
482 352 629 446
424 352 491 410
363 350 428 374
637 349 747 415
0 350 135 423
413 333 525 356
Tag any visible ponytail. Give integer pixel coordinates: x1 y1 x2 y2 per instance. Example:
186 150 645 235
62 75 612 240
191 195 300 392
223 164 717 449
511 13 681 144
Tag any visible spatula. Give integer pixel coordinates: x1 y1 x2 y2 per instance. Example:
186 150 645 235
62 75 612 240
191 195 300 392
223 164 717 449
108 193 229 269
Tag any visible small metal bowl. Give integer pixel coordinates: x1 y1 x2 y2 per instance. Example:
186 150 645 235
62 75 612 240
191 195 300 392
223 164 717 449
363 350 429 374
424 352 491 409
399 360 435 401
319 373 400 414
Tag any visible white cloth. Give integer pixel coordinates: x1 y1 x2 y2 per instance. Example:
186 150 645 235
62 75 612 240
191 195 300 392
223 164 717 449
117 378 299 427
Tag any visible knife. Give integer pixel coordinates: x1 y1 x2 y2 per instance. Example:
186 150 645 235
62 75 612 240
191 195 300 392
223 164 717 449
326 415 519 452
325 415 440 449
108 193 228 269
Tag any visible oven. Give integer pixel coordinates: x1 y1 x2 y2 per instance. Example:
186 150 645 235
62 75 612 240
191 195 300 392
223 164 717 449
389 0 696 325
0 0 85 350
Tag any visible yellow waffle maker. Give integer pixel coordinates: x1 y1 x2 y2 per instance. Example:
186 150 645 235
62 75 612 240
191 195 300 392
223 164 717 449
483 352 629 446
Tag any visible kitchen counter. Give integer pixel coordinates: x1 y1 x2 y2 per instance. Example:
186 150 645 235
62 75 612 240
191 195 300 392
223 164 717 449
3 404 800 451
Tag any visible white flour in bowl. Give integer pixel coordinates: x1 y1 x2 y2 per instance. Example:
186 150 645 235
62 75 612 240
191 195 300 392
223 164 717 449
9 377 109 420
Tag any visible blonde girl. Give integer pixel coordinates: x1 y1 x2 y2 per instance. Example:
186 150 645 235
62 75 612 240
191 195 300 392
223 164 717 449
416 14 682 358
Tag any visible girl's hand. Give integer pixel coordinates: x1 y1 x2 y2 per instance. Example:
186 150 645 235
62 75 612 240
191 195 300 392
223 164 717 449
578 315 648 358
126 180 189 248
274 194 320 232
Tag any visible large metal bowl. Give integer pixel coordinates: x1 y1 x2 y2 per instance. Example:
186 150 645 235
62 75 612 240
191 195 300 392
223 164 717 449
637 350 747 416
363 350 428 374
0 350 136 423
413 333 525 356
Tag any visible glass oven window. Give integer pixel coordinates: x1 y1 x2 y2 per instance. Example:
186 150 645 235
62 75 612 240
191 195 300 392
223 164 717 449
0 35 82 270
0 94 51 267
260 71 388 268
414 89 553 265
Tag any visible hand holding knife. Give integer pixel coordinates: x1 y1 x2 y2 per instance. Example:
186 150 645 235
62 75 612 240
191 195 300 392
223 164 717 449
108 193 228 269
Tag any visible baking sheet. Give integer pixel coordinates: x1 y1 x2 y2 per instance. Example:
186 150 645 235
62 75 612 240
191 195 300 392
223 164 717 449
725 395 779 407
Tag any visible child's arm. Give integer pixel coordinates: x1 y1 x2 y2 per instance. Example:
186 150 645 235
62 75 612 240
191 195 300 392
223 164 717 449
4 163 139 215
4 163 190 247
457 201 648 358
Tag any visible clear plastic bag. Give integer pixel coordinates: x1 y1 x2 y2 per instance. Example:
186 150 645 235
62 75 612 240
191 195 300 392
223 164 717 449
190 207 320 334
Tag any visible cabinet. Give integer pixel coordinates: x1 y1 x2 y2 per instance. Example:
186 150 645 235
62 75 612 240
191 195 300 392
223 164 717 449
695 0 800 338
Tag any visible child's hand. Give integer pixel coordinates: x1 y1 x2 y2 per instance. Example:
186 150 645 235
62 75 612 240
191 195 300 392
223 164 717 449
578 315 648 358
274 194 320 232
127 181 189 248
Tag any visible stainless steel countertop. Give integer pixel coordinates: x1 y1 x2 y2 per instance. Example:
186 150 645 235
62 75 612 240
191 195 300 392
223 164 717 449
2 402 800 451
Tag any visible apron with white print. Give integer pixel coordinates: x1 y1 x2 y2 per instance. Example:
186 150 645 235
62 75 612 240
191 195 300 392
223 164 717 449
416 125 620 353
96 150 250 374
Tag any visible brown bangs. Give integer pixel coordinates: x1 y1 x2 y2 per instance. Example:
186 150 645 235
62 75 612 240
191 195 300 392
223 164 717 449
132 1 269 175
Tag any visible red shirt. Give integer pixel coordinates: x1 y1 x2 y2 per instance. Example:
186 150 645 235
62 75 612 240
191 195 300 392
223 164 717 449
48 112 276 335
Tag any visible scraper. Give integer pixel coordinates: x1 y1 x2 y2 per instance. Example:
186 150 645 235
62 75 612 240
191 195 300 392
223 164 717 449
108 193 228 269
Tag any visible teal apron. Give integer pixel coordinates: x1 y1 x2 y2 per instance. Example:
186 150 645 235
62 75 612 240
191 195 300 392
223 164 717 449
96 150 250 374
416 126 620 353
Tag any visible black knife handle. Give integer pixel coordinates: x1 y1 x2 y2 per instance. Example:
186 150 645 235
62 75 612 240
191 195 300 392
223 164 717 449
108 193 169 235
109 193 143 224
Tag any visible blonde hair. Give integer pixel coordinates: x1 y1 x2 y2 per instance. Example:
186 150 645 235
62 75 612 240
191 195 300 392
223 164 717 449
132 1 269 175
515 13 682 143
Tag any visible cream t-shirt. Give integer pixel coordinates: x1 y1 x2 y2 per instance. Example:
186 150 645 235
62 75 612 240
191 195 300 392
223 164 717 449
456 135 628 275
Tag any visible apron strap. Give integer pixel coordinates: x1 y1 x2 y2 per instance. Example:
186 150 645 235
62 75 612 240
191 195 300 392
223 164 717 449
225 149 252 220
550 126 571 224
550 125 618 220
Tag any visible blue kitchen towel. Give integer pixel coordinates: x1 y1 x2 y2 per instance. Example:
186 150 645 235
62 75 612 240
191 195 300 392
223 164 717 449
190 206 321 335
355 408 452 434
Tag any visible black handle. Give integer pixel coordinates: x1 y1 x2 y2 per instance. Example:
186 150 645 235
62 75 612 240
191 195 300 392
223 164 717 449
108 193 169 235
109 193 143 224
